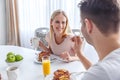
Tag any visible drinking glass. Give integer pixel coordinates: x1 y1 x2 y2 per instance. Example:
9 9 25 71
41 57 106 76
31 37 40 54
42 56 51 79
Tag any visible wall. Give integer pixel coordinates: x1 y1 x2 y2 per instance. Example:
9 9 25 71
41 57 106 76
0 0 6 45
84 42 98 63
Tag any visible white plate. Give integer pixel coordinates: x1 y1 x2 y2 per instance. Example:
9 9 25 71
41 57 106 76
45 73 76 80
34 57 54 64
50 54 69 62
45 71 86 80
34 57 42 64
34 54 69 64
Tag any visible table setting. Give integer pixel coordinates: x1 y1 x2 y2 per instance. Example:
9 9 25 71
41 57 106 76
0 45 86 80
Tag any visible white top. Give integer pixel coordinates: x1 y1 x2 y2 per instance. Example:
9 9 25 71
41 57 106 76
45 32 75 56
82 48 120 80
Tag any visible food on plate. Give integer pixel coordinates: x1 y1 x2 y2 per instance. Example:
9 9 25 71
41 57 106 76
6 52 23 63
38 51 50 61
53 69 70 80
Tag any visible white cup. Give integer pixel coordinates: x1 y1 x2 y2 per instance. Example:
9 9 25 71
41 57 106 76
6 66 19 80
31 37 40 48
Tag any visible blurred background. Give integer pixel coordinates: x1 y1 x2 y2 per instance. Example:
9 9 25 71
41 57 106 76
0 0 98 63
0 0 81 48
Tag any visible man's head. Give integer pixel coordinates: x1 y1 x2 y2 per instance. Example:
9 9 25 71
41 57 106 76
78 0 120 44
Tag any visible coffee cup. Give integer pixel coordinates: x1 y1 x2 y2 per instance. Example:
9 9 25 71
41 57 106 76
6 66 19 80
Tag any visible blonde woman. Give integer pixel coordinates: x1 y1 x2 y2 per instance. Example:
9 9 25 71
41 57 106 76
39 9 79 62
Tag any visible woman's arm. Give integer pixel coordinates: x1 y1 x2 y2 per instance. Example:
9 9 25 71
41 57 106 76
67 54 80 61
39 40 50 52
60 50 80 62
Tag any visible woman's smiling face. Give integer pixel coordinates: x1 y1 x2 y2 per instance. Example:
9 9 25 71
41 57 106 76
51 13 67 35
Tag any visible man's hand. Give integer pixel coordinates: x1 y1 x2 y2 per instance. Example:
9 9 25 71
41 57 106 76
71 36 84 54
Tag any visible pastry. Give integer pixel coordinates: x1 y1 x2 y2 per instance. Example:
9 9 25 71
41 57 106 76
38 51 50 61
53 69 70 80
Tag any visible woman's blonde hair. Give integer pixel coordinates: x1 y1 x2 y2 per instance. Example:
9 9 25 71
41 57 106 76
50 9 72 39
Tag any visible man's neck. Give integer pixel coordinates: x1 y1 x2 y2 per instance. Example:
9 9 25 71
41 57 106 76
94 34 120 61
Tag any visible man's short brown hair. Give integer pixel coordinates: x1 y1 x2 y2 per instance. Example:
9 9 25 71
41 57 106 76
78 0 120 36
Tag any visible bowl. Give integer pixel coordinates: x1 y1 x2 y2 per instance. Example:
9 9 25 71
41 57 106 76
6 60 23 67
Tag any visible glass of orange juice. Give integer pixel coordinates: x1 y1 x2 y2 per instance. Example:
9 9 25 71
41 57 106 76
42 55 51 78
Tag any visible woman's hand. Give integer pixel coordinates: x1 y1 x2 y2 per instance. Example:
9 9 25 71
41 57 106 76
60 51 73 62
39 40 44 47
39 40 50 52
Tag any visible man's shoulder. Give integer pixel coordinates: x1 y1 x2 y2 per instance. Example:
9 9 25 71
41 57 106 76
82 52 120 80
82 63 109 80
102 48 120 62
97 48 120 72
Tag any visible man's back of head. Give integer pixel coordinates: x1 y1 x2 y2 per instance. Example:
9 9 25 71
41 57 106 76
76 1 120 80
78 0 120 36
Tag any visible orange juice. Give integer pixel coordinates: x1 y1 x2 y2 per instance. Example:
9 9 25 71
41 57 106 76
42 60 51 76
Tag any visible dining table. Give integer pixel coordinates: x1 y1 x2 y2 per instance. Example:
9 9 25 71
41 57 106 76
0 45 86 80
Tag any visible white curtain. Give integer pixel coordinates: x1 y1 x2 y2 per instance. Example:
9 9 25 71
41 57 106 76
6 0 20 46
17 0 81 48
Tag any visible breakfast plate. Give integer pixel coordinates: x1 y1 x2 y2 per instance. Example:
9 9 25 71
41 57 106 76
34 56 55 64
45 71 86 80
50 54 69 62
45 73 76 80
34 53 69 64
34 51 54 64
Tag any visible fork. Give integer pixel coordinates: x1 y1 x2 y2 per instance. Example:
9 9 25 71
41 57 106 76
70 71 86 75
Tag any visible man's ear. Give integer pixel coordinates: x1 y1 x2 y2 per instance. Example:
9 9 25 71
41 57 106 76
84 18 93 34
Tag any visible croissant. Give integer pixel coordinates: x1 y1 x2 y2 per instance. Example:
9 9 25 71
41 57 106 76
38 51 50 61
53 69 70 80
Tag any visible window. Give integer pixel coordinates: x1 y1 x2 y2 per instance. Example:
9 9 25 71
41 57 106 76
17 0 81 48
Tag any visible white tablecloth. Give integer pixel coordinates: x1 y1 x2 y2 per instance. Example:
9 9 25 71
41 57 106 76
0 45 86 80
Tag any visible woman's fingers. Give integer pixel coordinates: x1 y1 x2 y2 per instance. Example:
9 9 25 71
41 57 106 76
39 40 44 46
60 51 69 60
